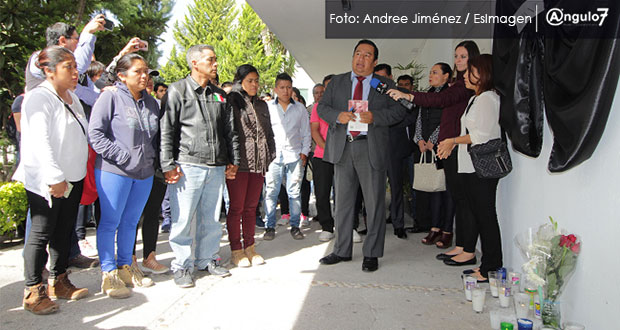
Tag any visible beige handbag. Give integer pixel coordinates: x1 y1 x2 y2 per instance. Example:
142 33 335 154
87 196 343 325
412 150 446 192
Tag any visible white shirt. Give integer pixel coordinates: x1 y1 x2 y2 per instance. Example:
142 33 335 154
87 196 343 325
13 81 89 206
457 91 501 173
268 98 311 164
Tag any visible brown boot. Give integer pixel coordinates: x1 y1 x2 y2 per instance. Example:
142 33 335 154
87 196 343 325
48 272 89 300
101 270 131 299
244 244 265 266
231 249 251 268
139 252 169 274
23 283 59 315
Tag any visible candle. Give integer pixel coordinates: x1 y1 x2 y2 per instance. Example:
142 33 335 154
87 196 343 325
563 322 585 330
500 322 514 330
517 318 533 330
514 293 530 319
464 276 476 301
489 270 499 297
472 286 486 313
490 309 502 329
499 282 512 308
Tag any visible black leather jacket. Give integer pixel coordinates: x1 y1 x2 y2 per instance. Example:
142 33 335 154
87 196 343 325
160 75 240 172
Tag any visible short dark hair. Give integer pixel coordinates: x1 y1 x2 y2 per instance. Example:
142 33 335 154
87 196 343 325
154 82 168 92
275 72 293 85
46 22 77 47
374 63 392 76
322 74 334 85
233 64 259 84
36 46 75 75
312 83 324 93
353 39 378 61
396 75 414 85
221 81 233 88
115 53 146 81
86 61 105 80
467 54 494 94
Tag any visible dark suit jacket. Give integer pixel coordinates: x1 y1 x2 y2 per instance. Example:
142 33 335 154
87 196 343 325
317 72 409 171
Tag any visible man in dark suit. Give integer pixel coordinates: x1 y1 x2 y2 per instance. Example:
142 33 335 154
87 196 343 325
317 40 409 272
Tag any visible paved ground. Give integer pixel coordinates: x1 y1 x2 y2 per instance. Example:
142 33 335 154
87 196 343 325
0 212 510 330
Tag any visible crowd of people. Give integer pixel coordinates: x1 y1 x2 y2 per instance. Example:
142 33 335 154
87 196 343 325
11 15 507 316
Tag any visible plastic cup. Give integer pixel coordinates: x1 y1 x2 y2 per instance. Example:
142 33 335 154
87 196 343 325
517 318 533 330
509 271 522 292
472 286 486 313
514 293 530 319
489 270 499 297
499 281 512 308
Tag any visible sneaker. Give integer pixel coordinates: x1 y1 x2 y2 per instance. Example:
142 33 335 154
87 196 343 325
68 254 99 269
23 283 58 315
290 226 305 240
318 230 335 242
160 221 171 233
78 239 98 257
300 214 310 227
139 252 169 274
201 260 231 277
263 227 276 241
48 271 89 300
277 214 290 226
118 264 154 288
353 230 362 243
101 270 131 298
173 269 194 288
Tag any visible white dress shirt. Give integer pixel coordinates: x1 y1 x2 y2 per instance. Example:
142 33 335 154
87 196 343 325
457 91 501 173
13 80 89 206
268 98 311 164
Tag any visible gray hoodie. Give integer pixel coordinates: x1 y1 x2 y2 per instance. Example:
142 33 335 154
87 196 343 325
88 82 160 180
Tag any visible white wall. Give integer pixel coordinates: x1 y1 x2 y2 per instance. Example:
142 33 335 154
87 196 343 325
497 77 620 328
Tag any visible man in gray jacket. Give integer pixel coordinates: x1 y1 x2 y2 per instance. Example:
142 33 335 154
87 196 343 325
160 44 240 288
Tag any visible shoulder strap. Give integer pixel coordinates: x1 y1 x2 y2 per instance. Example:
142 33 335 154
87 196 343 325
39 86 86 136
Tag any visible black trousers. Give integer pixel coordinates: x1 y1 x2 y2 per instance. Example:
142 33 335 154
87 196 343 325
134 175 167 259
430 190 455 232
462 173 502 277
443 151 477 248
24 180 84 286
387 155 407 229
311 156 334 232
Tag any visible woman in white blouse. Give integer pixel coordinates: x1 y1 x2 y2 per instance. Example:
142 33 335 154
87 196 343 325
437 54 503 282
13 46 90 314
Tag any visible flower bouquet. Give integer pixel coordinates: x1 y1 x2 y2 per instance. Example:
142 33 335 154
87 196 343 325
514 217 581 329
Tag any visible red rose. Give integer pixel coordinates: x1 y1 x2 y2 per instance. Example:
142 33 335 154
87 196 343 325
568 234 577 244
571 242 581 254
559 235 569 247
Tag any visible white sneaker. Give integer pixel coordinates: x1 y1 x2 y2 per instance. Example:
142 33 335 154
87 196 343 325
318 231 334 242
353 230 362 243
78 239 98 257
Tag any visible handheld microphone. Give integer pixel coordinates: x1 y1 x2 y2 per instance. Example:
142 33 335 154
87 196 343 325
370 78 415 111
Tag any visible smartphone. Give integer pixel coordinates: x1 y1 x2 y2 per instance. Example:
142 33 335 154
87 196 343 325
63 182 73 199
103 18 114 31
138 40 148 51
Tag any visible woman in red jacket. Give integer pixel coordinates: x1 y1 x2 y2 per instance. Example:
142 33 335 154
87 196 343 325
388 40 481 268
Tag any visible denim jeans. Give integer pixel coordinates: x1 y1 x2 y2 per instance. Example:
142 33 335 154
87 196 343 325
95 169 153 272
169 163 225 272
263 153 303 228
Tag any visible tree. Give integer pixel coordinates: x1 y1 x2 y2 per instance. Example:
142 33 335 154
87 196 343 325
0 0 172 177
161 0 295 93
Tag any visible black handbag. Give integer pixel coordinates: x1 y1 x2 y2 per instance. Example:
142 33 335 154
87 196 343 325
464 96 513 179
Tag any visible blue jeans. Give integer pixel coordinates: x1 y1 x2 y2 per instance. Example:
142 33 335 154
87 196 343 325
263 154 303 228
168 163 225 272
95 169 153 272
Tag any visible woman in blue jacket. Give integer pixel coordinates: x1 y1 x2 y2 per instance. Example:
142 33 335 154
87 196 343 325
89 53 160 298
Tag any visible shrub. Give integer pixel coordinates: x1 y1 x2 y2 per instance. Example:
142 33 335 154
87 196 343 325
0 181 28 237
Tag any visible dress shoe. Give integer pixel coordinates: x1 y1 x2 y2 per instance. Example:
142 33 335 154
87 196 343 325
362 257 378 272
357 229 368 235
443 256 477 266
319 253 351 265
406 226 430 234
394 228 407 239
386 217 392 224
435 253 458 261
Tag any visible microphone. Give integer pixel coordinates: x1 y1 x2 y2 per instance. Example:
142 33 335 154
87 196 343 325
370 78 415 111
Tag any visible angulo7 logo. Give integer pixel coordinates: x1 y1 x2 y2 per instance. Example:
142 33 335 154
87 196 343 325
546 7 609 27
